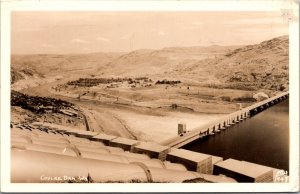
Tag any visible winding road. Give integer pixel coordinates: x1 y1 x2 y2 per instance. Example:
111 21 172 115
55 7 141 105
20 79 139 139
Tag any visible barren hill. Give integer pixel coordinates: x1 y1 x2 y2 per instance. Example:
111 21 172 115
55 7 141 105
11 65 43 84
182 35 289 91
11 52 123 77
99 46 240 76
11 52 123 90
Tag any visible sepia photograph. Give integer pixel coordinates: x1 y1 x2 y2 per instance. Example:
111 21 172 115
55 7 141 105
1 0 299 192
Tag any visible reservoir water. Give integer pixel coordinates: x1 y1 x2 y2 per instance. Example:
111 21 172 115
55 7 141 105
183 99 289 171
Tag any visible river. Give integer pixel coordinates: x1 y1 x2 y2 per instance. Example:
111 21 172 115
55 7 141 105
183 99 289 172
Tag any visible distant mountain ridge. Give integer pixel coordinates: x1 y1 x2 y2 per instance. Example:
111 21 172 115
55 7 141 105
11 36 288 91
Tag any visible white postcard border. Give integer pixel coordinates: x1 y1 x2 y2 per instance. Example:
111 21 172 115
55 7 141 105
1 0 299 192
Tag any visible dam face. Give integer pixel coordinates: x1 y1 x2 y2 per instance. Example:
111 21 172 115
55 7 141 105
182 99 289 171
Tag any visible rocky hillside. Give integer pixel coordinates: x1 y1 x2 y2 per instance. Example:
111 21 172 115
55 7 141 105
11 90 85 129
186 36 289 91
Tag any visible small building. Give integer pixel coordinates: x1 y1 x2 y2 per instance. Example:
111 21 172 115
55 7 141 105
132 142 171 161
166 149 213 174
178 123 187 135
109 137 140 151
89 133 118 145
213 158 273 182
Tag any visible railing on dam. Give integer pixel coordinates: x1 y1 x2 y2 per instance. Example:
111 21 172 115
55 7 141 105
162 91 289 148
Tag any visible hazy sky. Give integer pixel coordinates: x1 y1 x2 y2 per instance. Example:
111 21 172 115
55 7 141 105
11 11 288 54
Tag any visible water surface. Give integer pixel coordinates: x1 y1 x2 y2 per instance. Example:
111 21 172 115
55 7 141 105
183 99 289 171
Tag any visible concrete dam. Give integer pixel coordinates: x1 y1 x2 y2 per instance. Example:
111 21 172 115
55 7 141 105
162 91 289 148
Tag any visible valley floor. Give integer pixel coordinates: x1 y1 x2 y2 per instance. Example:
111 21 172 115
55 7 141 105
12 76 261 143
